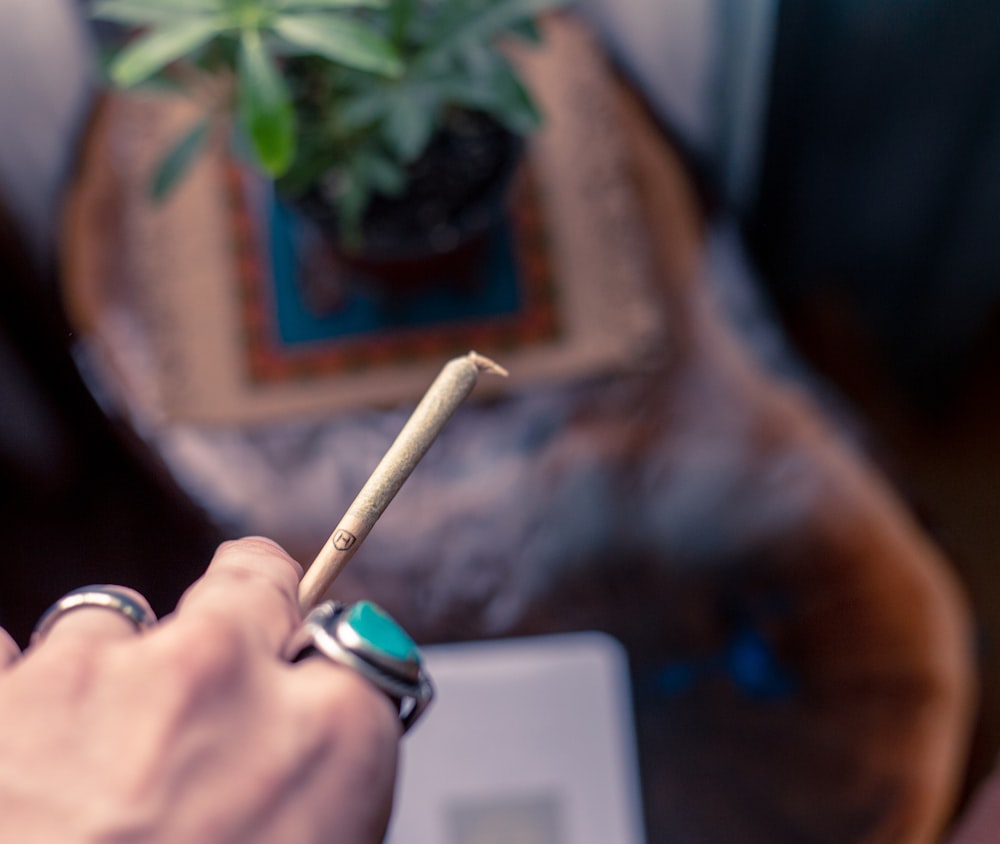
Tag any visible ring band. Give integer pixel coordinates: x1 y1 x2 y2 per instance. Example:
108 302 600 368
286 600 434 733
31 585 157 645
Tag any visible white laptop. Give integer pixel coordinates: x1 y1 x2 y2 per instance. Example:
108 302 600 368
386 632 646 844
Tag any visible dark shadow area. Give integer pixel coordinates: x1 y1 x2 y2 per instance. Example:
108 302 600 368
0 199 223 646
746 0 1000 415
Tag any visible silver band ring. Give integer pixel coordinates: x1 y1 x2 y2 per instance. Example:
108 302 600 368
286 600 434 733
31 585 157 645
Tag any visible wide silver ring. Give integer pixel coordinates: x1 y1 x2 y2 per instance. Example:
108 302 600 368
31 585 157 645
286 600 434 733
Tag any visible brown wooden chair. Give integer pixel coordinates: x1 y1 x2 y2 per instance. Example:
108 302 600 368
515 86 977 844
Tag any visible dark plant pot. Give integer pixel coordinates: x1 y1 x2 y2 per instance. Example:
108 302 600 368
293 111 524 304
331 226 495 296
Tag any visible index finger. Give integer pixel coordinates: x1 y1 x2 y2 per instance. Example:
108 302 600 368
172 537 304 655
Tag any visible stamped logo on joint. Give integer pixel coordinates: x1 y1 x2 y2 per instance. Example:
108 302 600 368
333 529 357 551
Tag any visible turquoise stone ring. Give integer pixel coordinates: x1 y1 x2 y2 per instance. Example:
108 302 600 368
287 600 434 732
343 601 421 664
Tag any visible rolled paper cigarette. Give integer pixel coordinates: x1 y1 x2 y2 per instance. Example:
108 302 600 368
298 351 508 611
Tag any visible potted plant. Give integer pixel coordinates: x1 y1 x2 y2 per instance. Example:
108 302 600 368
90 0 571 296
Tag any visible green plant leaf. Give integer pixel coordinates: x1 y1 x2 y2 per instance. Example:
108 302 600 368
91 1 190 26
150 116 213 200
238 28 296 175
134 0 222 7
509 18 542 43
276 0 387 9
365 152 407 196
383 90 436 162
433 52 540 133
334 90 391 131
454 41 494 76
92 0 223 19
489 59 541 134
388 0 418 44
109 17 226 87
276 133 333 196
271 13 403 77
423 0 572 58
337 162 372 248
132 72 191 96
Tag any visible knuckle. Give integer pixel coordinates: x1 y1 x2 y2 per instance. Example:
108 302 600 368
152 617 248 690
31 637 107 698
218 563 301 630
222 559 292 599
200 546 302 625
216 537 302 577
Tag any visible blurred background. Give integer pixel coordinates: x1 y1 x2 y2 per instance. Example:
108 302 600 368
2 1 1000 841
596 0 1000 795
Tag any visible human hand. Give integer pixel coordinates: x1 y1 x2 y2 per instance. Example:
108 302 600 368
0 537 400 844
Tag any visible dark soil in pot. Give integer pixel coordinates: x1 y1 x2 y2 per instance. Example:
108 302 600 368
296 110 523 299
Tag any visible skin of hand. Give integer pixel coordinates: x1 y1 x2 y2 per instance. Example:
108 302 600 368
0 537 400 844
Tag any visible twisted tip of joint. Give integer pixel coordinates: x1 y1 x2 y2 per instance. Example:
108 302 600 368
466 350 509 378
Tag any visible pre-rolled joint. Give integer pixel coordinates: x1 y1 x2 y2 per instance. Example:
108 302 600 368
299 351 508 611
